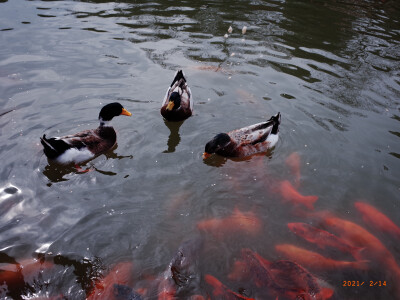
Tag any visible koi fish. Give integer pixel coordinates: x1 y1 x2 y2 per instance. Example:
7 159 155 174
354 201 400 239
197 207 262 239
285 152 301 188
158 237 204 299
278 180 318 210
275 244 368 271
205 274 255 300
239 249 333 300
169 237 203 289
287 222 363 259
87 261 133 300
322 216 400 293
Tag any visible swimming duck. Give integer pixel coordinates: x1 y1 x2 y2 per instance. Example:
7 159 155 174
161 70 193 122
40 102 131 164
203 112 281 159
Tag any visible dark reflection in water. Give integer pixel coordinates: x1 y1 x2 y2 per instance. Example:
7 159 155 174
162 120 183 153
42 145 133 184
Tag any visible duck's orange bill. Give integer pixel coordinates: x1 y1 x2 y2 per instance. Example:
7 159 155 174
121 108 132 116
203 152 211 159
166 101 175 111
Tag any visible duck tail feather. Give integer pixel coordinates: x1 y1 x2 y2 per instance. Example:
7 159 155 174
271 112 281 134
40 134 70 159
170 70 186 87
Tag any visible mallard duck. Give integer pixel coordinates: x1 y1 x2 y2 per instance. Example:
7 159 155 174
161 70 193 122
203 112 281 159
40 102 131 164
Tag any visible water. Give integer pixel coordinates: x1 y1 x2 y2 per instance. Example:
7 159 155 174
0 0 399 299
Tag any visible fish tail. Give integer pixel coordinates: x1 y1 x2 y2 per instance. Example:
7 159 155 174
351 247 366 261
352 260 369 270
304 195 318 210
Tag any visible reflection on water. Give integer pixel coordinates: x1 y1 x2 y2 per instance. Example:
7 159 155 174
0 0 399 299
162 120 183 153
42 145 133 184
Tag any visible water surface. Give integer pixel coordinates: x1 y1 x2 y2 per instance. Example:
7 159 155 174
0 0 399 299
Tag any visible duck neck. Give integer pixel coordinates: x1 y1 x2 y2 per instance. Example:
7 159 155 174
99 118 112 127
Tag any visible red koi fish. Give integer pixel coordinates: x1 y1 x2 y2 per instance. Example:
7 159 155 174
205 274 255 300
285 152 301 188
323 216 400 291
239 249 334 300
278 180 318 210
87 261 133 300
354 201 400 239
275 244 368 271
197 207 262 239
287 222 363 259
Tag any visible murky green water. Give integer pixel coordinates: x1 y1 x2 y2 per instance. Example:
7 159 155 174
0 0 399 299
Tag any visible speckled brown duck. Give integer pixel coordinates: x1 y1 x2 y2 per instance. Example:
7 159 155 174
203 112 281 159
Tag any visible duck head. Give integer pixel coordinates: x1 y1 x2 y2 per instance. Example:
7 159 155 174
99 102 131 125
203 133 232 159
166 92 181 111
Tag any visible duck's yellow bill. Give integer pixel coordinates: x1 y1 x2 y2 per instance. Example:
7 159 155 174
121 108 132 116
166 101 175 111
202 152 211 159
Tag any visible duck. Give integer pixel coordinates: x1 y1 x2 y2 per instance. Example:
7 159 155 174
40 102 131 164
203 112 281 159
160 70 193 122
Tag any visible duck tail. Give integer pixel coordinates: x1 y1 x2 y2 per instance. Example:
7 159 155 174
40 134 69 159
270 112 281 134
170 70 186 87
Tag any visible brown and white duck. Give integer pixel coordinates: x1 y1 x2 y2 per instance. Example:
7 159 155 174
40 102 131 164
160 70 193 122
203 113 281 159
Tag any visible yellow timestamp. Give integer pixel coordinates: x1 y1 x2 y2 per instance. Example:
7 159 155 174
342 281 387 287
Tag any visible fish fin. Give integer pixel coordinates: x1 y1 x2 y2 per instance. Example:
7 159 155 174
321 287 334 300
354 260 370 270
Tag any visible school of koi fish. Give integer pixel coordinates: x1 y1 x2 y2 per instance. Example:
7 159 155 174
1 152 399 299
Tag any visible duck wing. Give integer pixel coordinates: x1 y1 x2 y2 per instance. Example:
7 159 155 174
229 121 274 147
41 127 115 161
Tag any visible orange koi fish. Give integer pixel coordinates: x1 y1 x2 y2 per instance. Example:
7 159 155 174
287 222 363 259
285 152 301 188
354 201 400 239
322 216 400 291
197 207 262 239
275 244 368 271
278 180 318 210
87 261 133 300
205 274 255 300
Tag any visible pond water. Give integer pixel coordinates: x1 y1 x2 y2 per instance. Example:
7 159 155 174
0 0 399 299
